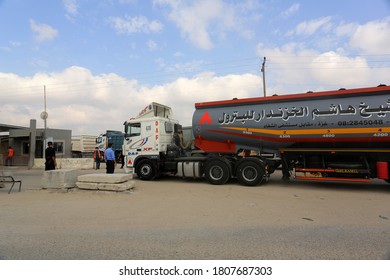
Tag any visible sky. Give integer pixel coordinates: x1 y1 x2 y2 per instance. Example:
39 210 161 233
1 0 390 136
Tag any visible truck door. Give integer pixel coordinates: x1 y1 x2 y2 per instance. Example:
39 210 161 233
123 122 142 171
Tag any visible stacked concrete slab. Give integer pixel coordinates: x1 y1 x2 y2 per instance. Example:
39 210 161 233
76 173 135 192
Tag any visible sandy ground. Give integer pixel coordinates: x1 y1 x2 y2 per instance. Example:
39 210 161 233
0 166 390 260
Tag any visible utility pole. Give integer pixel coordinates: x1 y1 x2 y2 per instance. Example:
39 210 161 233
40 85 48 158
44 85 47 131
28 119 36 169
261 57 266 97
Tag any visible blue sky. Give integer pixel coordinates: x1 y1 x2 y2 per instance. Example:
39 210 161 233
1 0 390 135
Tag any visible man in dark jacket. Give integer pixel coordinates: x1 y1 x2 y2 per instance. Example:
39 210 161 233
45 141 56 171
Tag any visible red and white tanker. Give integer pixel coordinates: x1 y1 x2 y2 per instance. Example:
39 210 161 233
123 85 390 186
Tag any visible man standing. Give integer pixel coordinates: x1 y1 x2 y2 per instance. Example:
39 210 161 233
6 146 14 166
104 143 115 174
93 147 101 170
45 142 56 171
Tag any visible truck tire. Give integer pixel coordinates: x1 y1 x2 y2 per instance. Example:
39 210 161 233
136 159 157 180
204 159 231 185
236 159 265 186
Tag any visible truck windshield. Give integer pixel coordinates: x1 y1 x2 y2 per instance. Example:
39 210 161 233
126 123 141 137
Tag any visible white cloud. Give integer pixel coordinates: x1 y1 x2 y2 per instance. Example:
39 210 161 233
285 16 390 58
256 44 389 93
147 40 158 51
288 16 333 36
310 51 369 85
280 3 300 18
165 60 204 74
136 71 261 126
1 56 389 136
118 0 138 4
0 66 261 134
335 22 358 37
286 16 390 57
349 17 390 55
166 0 224 49
173 51 184 57
30 58 49 68
30 20 58 42
10 41 21 47
108 15 163 34
154 0 253 49
63 0 79 16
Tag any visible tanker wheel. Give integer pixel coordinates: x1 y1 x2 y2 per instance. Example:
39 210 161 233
204 159 230 185
136 159 157 180
237 160 264 186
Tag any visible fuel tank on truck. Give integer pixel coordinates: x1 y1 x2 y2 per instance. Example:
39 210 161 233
192 85 390 155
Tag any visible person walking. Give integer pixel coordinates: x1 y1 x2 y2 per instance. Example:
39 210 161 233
45 142 56 171
104 143 115 174
120 151 125 169
5 146 14 166
93 147 101 170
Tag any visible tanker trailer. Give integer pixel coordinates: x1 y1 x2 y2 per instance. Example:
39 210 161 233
193 85 390 184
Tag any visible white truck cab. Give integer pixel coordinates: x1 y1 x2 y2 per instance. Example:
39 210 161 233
123 103 179 178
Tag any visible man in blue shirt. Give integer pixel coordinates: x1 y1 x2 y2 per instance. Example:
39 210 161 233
104 143 116 174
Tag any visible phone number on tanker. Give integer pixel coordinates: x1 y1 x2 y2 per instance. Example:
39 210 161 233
212 266 272 276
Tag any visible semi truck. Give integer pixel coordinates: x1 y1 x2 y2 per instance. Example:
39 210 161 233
123 85 390 186
96 130 124 161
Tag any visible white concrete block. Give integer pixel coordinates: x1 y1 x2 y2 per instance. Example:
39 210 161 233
41 169 78 189
77 173 133 184
33 158 94 169
76 180 135 192
59 158 94 169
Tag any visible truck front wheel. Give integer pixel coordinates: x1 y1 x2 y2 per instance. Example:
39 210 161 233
204 159 230 185
236 160 265 186
136 159 157 180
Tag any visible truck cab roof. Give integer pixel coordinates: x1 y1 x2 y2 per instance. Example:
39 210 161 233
136 102 173 119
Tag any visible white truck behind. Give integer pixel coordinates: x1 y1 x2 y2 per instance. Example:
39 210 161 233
71 135 97 158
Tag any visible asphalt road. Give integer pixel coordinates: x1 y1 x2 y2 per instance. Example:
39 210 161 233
0 167 389 260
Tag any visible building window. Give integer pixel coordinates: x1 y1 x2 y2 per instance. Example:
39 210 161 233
54 141 64 155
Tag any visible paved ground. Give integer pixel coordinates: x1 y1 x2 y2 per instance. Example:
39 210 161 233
0 166 390 260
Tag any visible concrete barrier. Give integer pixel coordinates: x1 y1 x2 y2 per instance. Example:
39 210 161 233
34 158 94 169
41 169 78 189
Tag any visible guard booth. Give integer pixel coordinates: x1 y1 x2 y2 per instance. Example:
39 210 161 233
0 123 71 166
